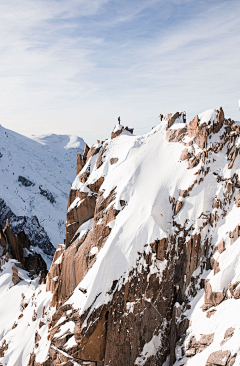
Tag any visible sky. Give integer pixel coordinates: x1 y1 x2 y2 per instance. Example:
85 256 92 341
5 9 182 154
0 0 239 145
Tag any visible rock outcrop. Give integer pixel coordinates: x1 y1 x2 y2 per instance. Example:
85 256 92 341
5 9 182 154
0 220 47 279
35 111 240 366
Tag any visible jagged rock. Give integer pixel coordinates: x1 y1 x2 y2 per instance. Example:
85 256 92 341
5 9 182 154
228 280 240 299
229 224 240 245
12 267 22 285
87 176 104 193
174 200 183 215
220 328 235 346
188 155 199 169
180 148 191 161
166 127 187 143
187 109 225 150
0 340 8 357
235 191 240 207
217 239 225 254
59 188 119 303
164 112 186 130
228 147 238 169
205 350 231 366
39 185 55 204
110 157 119 165
65 195 96 248
0 198 55 257
204 280 224 307
151 238 168 261
0 220 47 279
46 244 64 293
111 125 133 139
210 257 220 275
206 309 217 318
186 333 214 356
83 143 90 162
76 153 84 175
96 143 108 169
18 176 35 187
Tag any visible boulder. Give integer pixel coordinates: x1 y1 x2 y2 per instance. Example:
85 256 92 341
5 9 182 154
175 200 183 215
204 280 224 307
12 267 22 285
220 328 235 346
110 157 119 165
180 148 191 161
217 239 225 254
205 350 231 366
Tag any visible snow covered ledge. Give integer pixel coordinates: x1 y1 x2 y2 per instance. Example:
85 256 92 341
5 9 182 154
111 123 134 139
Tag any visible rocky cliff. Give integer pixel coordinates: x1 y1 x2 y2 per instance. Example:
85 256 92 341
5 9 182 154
1 110 240 366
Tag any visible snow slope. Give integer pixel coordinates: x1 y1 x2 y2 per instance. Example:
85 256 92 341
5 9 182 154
0 125 85 265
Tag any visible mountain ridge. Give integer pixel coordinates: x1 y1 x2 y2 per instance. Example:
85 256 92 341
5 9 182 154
1 109 240 365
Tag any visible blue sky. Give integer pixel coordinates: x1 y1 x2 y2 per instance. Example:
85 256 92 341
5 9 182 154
0 0 239 144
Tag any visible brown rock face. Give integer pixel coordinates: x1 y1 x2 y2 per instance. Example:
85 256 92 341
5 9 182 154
186 333 214 356
110 157 119 165
235 191 240 207
180 148 191 161
204 280 224 308
187 108 225 149
65 195 96 248
217 239 225 254
12 267 22 285
0 340 8 358
111 125 134 139
174 200 183 215
76 154 84 175
206 350 231 366
57 188 119 304
166 127 187 143
220 327 235 346
229 224 240 245
0 220 47 279
213 107 225 134
46 244 64 295
164 112 186 130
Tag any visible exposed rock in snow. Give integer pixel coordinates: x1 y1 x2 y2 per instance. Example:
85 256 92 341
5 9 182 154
1 109 240 366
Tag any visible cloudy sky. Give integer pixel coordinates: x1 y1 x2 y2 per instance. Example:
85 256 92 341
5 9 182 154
0 0 239 144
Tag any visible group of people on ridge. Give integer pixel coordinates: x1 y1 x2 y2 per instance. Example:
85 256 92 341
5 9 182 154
117 113 186 124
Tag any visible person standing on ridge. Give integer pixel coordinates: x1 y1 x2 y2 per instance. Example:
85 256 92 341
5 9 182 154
118 116 121 124
159 114 163 121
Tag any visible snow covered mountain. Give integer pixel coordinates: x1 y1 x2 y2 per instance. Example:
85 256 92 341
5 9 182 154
1 109 240 366
0 125 85 266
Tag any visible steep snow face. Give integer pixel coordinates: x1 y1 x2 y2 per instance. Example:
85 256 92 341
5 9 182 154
0 258 54 366
54 110 240 365
66 113 220 315
0 125 84 265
